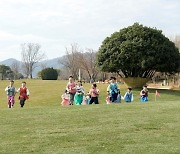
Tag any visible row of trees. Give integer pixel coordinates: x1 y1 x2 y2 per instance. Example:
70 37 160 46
1 43 99 82
0 64 24 80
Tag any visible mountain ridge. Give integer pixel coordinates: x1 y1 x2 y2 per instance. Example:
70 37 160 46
0 57 63 77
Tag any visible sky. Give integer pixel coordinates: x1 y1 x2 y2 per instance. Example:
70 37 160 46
0 0 180 61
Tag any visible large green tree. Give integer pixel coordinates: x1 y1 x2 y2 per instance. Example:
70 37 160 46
40 67 58 80
97 23 180 78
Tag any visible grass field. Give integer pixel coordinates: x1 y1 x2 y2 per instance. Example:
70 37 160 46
0 80 180 154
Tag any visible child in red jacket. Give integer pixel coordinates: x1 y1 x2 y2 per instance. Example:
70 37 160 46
17 81 30 108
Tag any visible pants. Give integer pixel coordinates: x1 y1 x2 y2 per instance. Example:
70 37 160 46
89 97 99 104
69 93 75 105
8 96 15 108
20 98 26 107
110 93 118 102
141 96 148 102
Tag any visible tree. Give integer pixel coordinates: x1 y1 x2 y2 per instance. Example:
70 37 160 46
78 49 99 83
40 67 58 80
59 43 80 79
97 23 180 78
11 61 20 79
21 43 45 78
0 65 12 80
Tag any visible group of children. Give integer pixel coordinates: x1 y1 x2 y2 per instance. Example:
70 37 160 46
4 80 30 108
61 76 149 106
61 76 100 106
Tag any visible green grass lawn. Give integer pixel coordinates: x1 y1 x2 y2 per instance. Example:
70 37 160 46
0 80 180 154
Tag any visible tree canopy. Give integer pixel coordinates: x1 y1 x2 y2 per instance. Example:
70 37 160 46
0 65 12 80
97 23 180 78
40 67 58 80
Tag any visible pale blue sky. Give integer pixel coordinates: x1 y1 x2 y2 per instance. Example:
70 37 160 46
0 0 180 61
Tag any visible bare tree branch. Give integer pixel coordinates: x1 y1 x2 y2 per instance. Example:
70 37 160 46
21 43 45 78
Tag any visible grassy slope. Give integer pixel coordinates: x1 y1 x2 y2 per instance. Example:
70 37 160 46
0 80 179 154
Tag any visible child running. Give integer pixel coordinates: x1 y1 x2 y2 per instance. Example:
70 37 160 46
140 85 148 102
107 77 119 103
124 88 133 103
61 90 70 106
5 80 16 108
89 83 99 104
17 81 30 108
66 76 76 105
85 92 91 105
74 81 85 105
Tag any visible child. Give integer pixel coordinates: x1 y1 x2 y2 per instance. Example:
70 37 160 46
74 81 85 105
17 81 30 108
124 88 133 103
85 92 91 105
5 80 16 108
66 76 76 105
140 85 148 102
61 90 70 106
89 83 99 104
107 77 119 103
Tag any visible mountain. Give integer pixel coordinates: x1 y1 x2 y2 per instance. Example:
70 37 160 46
0 57 64 77
0 58 21 66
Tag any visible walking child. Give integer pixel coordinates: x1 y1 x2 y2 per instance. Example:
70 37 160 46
17 81 30 108
140 85 148 102
124 88 133 103
5 80 16 108
89 83 99 104
66 76 76 105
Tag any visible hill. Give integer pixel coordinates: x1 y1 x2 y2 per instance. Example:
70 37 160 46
0 57 64 77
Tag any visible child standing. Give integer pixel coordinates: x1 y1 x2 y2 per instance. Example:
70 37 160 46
17 81 30 108
140 85 148 102
124 88 133 103
89 83 99 104
74 81 85 105
5 80 16 108
66 76 76 105
61 90 70 106
107 77 119 103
